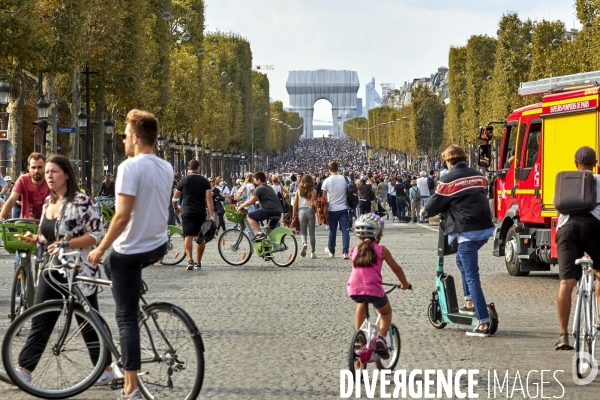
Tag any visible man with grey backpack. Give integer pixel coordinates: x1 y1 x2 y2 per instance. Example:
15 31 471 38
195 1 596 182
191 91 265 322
554 146 600 350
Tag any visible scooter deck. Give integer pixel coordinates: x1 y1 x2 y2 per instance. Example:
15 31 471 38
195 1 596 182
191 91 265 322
443 312 477 326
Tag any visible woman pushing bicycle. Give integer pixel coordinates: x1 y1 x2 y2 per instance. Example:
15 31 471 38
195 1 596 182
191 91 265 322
347 213 410 359
0 155 112 387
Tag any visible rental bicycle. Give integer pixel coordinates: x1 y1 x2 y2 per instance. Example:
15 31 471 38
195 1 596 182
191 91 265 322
160 225 186 266
218 204 298 267
572 255 598 380
96 197 115 231
1 244 204 399
348 283 410 378
0 219 40 322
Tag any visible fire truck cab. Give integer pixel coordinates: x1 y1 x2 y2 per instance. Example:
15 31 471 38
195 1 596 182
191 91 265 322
487 71 600 276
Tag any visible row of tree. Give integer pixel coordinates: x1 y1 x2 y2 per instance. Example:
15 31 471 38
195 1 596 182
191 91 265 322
0 0 300 190
345 2 600 158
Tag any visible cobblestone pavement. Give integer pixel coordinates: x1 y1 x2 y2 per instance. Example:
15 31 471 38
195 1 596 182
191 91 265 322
0 219 599 399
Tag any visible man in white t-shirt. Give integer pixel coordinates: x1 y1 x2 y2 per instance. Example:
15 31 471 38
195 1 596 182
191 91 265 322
321 161 350 259
88 109 172 400
416 171 430 222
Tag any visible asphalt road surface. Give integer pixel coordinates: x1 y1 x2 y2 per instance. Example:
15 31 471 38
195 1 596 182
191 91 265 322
0 220 598 399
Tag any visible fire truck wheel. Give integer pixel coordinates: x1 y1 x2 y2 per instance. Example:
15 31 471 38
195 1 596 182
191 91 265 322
504 226 530 276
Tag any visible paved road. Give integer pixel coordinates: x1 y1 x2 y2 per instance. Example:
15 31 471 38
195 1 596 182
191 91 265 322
0 219 598 399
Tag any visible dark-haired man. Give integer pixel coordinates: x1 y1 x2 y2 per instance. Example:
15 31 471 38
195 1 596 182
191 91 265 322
172 159 214 270
554 146 600 350
322 161 350 259
237 171 282 243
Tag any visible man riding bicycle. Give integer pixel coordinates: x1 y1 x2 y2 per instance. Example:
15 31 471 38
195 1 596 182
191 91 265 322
236 171 282 242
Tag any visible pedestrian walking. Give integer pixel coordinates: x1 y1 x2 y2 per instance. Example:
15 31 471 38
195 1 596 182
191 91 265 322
293 174 317 259
209 177 226 233
417 171 430 222
322 161 350 259
394 177 408 223
173 160 215 270
88 109 174 399
409 180 421 223
357 175 372 215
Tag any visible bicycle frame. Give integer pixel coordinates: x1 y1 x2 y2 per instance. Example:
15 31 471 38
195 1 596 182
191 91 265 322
357 284 399 361
572 260 598 347
233 211 294 258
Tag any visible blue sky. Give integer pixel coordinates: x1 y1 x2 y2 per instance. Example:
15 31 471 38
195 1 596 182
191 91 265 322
205 1 580 126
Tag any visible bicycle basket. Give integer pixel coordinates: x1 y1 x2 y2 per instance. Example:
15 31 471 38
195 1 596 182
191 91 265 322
1 222 39 254
224 204 242 223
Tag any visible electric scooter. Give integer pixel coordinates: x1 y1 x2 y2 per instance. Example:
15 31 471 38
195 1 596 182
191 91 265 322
427 216 499 333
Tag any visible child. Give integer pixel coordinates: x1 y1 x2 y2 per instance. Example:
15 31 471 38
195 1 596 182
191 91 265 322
347 213 410 359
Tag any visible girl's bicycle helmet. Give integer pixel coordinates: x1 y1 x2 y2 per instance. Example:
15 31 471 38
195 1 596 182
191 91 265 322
354 213 384 238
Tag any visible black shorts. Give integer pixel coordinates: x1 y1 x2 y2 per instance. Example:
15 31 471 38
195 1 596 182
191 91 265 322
556 214 600 280
182 213 206 237
350 294 389 309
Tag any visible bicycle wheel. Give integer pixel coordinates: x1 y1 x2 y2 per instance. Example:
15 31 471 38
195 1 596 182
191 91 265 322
348 330 366 379
161 232 186 266
2 302 109 399
270 234 298 267
218 228 252 266
376 324 401 370
574 291 592 379
10 266 28 322
138 303 204 400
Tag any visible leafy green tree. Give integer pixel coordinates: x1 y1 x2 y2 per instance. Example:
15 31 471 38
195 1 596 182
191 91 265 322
411 86 445 158
444 46 467 146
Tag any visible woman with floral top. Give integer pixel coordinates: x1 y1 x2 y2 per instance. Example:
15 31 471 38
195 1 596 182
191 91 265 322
0 155 113 387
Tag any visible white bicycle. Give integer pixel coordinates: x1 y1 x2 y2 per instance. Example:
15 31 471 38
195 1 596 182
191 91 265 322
572 255 598 380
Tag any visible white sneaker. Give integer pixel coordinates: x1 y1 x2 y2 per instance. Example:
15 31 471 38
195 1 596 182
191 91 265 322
95 369 114 386
324 247 334 258
0 367 31 385
343 252 349 260
301 243 307 257
310 252 317 259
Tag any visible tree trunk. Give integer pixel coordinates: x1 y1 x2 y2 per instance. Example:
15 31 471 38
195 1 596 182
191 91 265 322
69 66 81 181
8 65 25 176
92 91 106 196
43 75 58 155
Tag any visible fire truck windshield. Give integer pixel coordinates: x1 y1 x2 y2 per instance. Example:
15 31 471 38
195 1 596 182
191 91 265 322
502 125 518 169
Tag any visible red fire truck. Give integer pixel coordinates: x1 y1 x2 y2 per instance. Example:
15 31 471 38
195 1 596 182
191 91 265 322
479 71 600 276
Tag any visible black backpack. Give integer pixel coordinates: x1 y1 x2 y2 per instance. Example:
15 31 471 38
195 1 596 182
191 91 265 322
427 176 435 190
554 171 598 214
345 177 359 209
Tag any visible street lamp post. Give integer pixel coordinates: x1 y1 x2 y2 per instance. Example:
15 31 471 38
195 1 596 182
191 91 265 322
77 108 89 188
104 115 114 175
34 94 50 155
168 137 176 173
157 134 165 159
0 74 10 175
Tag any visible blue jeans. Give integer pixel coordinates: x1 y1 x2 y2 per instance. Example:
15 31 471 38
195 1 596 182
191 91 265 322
396 198 406 221
327 209 349 255
455 239 490 324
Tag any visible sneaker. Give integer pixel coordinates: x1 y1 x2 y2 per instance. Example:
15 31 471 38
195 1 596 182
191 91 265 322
252 232 266 242
324 247 334 258
310 252 317 259
375 335 390 359
194 262 201 270
459 306 476 316
0 367 31 385
466 325 490 337
186 260 195 271
264 255 273 262
408 221 414 224
554 333 573 350
95 369 114 386
343 252 349 260
117 388 144 400
301 243 307 257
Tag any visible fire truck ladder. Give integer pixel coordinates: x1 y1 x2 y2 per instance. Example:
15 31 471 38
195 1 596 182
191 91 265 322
518 70 600 96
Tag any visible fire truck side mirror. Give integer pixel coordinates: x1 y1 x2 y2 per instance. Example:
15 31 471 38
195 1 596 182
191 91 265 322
478 125 493 141
478 144 491 168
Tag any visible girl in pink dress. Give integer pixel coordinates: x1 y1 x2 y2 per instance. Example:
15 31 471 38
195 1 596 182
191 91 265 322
347 213 410 358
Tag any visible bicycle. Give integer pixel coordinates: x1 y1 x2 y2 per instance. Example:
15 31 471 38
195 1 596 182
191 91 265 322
96 197 115 231
160 225 186 266
218 204 298 267
0 219 40 322
1 244 204 399
348 283 410 378
572 255 598 380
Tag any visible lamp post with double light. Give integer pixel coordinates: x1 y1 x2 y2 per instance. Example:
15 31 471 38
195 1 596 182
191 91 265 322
168 137 176 172
0 75 10 175
156 134 165 159
33 94 50 156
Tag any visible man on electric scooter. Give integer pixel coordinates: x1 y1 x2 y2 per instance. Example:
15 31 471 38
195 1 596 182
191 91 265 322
422 145 495 337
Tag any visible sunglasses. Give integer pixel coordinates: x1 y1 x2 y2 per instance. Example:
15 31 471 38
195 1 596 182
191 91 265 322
209 180 215 183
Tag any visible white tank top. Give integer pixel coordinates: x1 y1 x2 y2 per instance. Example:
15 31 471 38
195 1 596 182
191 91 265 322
297 193 313 208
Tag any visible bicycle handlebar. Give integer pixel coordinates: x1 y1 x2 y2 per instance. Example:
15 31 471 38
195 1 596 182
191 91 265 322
383 283 413 294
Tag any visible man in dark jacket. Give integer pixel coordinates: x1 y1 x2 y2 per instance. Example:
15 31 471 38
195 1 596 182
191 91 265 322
423 145 495 337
